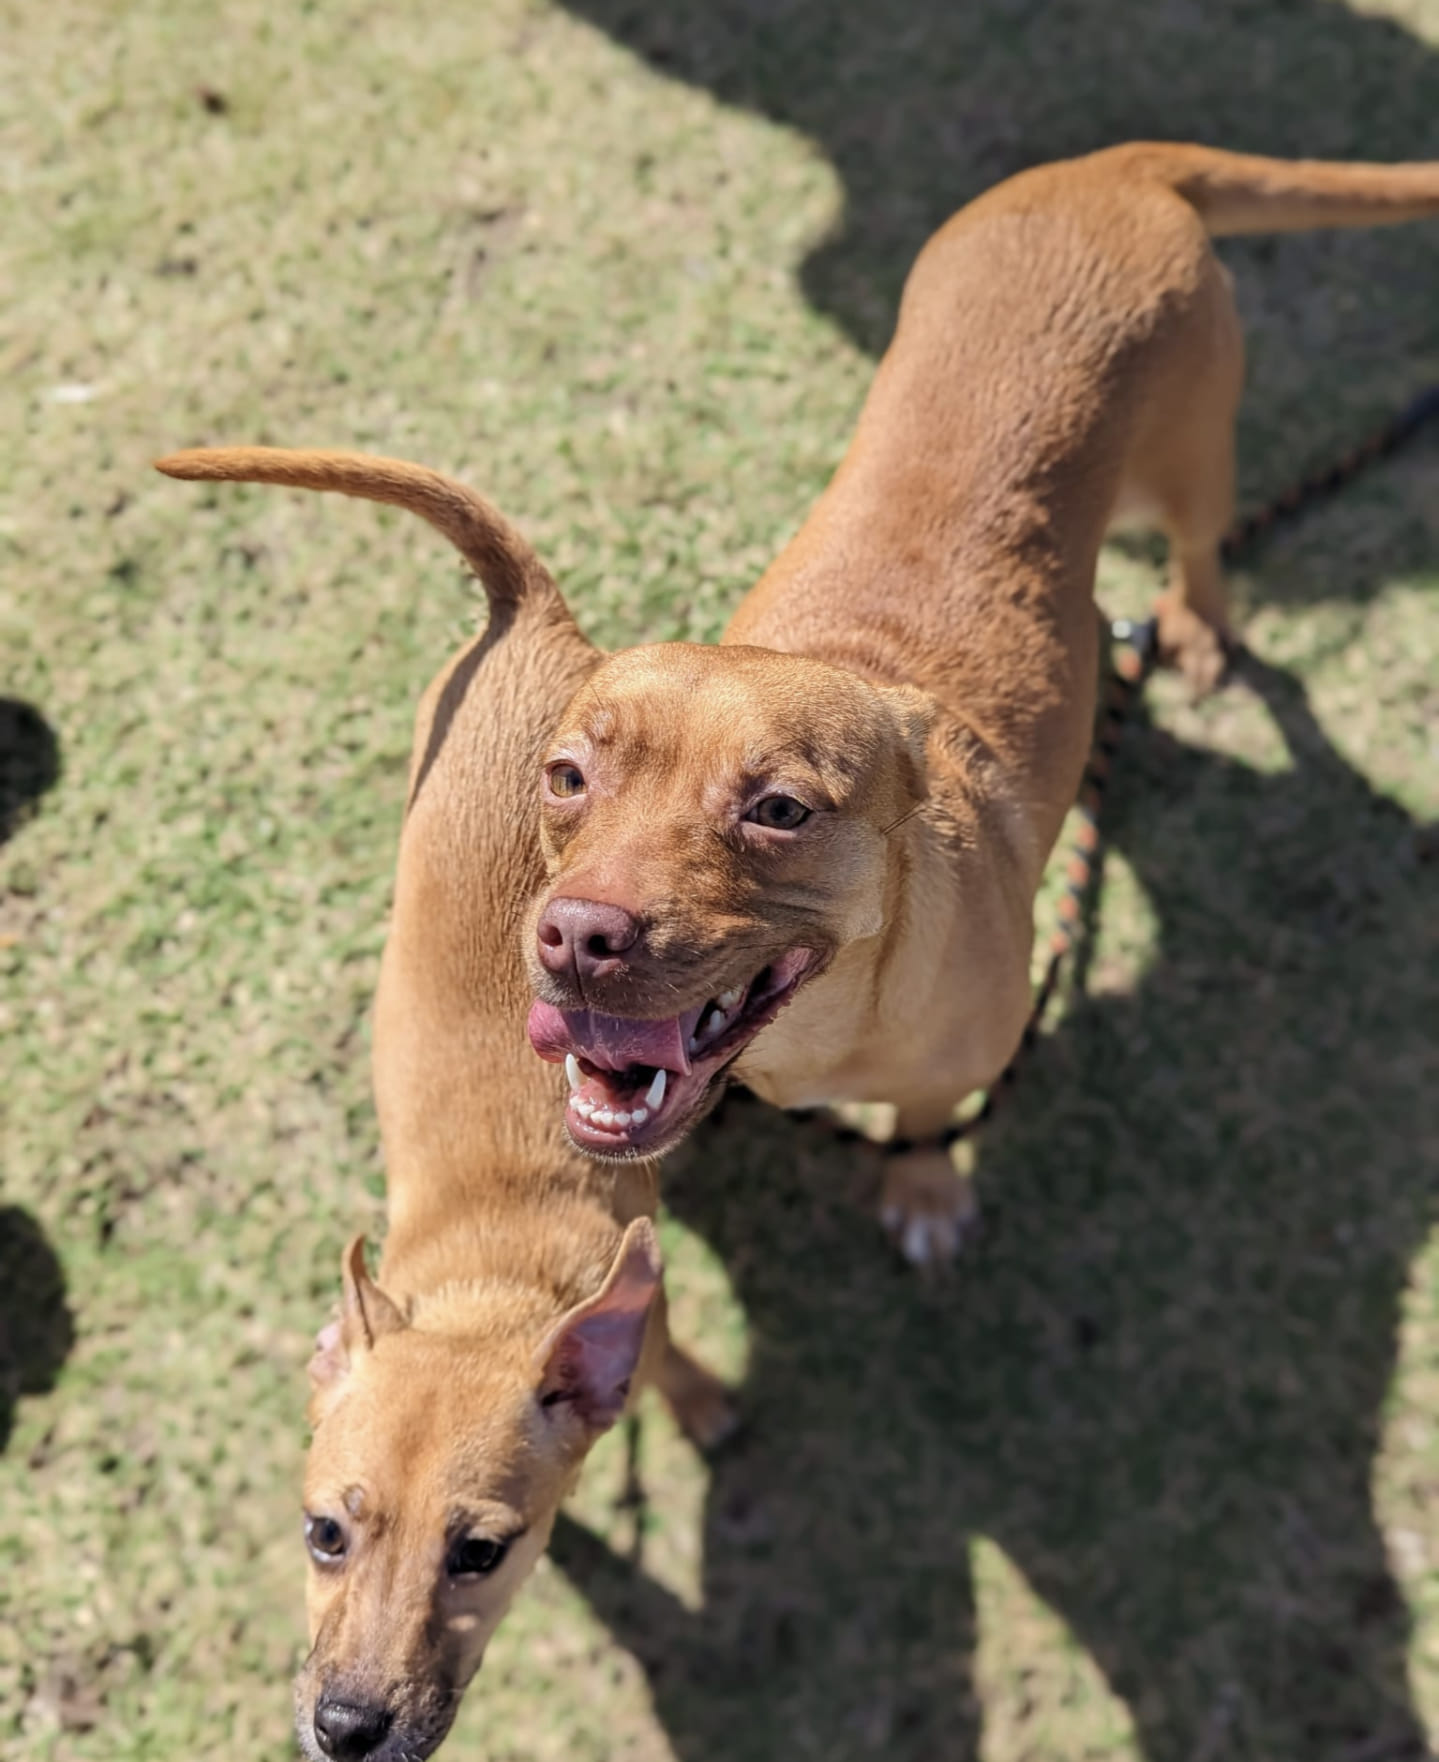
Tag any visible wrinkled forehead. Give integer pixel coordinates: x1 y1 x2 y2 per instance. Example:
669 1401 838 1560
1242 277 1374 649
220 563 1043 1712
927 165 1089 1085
306 1341 539 1513
559 644 883 781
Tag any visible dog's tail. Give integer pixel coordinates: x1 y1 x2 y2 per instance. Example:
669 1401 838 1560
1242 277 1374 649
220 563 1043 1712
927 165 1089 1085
155 446 569 620
1106 141 1439 237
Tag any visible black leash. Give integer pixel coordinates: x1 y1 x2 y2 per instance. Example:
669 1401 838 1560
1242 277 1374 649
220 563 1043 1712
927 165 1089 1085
1219 384 1439 565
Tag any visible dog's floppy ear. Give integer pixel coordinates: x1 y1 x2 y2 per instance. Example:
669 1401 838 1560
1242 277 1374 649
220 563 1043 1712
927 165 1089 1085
873 683 935 802
534 1219 662 1431
309 1235 408 1391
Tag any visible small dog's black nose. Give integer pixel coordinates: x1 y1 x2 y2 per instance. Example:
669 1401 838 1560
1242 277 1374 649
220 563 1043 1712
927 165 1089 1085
536 896 642 984
313 1697 393 1760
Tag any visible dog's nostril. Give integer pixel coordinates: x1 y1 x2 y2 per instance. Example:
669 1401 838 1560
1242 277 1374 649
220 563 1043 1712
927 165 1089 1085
313 1697 394 1761
537 898 641 975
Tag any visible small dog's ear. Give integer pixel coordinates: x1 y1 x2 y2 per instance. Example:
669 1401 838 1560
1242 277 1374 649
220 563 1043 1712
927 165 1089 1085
534 1219 662 1431
873 684 934 801
339 1235 408 1351
309 1236 407 1392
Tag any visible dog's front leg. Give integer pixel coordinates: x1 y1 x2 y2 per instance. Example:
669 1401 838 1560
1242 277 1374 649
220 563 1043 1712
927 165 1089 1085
879 1108 981 1269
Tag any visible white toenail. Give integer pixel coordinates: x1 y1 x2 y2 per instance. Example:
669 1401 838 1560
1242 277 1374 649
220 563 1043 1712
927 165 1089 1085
903 1217 928 1264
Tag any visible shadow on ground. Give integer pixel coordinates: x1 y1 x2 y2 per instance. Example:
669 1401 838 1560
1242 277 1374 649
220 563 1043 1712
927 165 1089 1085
1 700 69 1449
0 1207 74 1456
561 0 1439 604
0 697 61 850
554 653 1439 1761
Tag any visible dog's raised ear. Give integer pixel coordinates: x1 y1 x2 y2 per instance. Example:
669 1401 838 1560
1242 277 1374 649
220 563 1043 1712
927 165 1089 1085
309 1235 408 1391
534 1219 662 1431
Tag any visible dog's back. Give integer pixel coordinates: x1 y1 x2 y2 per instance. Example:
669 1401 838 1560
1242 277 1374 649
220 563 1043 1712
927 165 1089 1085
727 142 1439 858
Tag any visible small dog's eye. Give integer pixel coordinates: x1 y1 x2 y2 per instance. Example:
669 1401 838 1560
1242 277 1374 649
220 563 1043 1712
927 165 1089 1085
547 762 586 799
746 795 810 831
305 1514 348 1564
448 1535 509 1578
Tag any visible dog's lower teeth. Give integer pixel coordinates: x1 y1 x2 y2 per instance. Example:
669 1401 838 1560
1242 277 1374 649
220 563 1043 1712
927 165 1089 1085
631 1106 648 1125
644 1068 667 1111
614 1110 631 1127
595 1108 615 1127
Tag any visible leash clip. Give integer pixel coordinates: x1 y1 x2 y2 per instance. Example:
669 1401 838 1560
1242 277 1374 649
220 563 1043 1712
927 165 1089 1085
1109 614 1158 665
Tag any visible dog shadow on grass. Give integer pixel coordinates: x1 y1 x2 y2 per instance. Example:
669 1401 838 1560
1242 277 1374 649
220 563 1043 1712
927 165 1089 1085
0 696 60 851
553 650 1438 1762
558 0 1439 562
0 1208 74 1457
0 696 71 1454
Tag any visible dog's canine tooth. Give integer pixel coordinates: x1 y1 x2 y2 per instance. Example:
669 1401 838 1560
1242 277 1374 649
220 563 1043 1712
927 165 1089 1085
644 1068 666 1111
565 1053 582 1092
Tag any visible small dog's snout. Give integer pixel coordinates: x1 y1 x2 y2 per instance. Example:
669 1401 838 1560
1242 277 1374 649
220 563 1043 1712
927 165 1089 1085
313 1697 394 1761
536 897 641 984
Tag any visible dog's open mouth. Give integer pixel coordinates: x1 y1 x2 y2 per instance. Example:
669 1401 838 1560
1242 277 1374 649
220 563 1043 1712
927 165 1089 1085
528 949 815 1155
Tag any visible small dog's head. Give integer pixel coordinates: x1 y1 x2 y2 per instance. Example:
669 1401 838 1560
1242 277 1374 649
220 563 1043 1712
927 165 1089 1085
525 642 931 1157
294 1224 661 1762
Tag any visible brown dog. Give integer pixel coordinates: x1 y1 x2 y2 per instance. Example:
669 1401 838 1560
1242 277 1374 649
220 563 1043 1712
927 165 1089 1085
521 143 1439 1263
157 449 732 1762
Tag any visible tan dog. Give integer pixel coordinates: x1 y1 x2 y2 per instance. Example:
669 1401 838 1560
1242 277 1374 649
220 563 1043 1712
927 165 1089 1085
521 143 1439 1263
157 449 731 1762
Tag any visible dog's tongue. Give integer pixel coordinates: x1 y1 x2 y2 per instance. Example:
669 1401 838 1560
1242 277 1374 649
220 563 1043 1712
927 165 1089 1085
528 1000 701 1075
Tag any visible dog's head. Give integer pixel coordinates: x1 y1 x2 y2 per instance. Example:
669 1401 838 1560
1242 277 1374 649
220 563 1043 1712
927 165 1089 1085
525 641 932 1157
294 1223 661 1762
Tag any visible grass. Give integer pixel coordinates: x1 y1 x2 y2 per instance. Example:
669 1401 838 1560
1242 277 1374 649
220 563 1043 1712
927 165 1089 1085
1 0 1438 1758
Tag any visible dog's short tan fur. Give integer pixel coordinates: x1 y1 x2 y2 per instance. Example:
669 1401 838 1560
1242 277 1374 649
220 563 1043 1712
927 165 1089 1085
522 144 1439 1261
157 449 731 1762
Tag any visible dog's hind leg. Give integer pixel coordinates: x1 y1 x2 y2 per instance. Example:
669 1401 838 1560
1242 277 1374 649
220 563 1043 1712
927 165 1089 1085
1120 248 1246 695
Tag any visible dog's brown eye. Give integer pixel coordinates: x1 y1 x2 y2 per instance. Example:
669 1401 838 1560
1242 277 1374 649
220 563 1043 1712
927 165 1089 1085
305 1514 348 1564
747 795 810 831
448 1535 509 1578
547 762 586 799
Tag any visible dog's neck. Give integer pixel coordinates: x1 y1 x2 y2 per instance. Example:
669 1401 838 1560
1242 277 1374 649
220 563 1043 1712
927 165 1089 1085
377 1152 656 1341
737 783 1037 1110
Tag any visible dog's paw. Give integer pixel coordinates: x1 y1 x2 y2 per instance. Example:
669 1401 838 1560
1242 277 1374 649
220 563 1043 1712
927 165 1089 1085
879 1148 979 1268
1153 593 1233 698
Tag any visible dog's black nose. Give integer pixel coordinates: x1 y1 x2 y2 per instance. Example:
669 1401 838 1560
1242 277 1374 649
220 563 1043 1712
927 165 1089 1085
536 896 642 984
313 1697 393 1760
